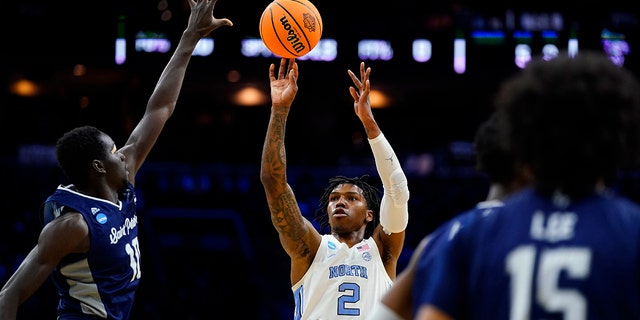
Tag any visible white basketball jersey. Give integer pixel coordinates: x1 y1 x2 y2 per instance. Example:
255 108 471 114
292 234 393 320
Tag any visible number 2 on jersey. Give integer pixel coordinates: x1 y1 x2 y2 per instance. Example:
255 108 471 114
337 282 361 316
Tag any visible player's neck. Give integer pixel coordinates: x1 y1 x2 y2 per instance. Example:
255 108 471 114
486 184 509 202
331 232 365 248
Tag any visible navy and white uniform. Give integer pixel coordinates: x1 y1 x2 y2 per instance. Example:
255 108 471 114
413 187 640 320
41 183 141 320
293 234 392 320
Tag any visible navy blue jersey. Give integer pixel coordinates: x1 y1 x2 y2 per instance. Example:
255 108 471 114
409 199 506 317
41 183 141 319
413 187 640 320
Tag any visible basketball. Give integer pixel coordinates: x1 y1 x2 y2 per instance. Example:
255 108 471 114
259 0 323 58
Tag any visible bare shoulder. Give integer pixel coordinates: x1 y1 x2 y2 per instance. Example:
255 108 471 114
40 211 90 254
46 211 88 232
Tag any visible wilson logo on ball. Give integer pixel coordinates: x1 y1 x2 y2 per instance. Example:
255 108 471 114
278 16 305 54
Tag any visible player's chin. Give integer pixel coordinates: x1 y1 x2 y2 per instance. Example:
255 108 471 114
330 214 350 227
329 216 351 229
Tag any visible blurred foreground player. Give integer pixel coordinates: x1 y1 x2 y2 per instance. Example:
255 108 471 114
413 51 640 320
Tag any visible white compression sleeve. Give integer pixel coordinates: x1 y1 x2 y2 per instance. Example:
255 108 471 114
369 133 409 234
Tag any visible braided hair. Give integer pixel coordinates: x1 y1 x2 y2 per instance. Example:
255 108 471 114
314 175 382 238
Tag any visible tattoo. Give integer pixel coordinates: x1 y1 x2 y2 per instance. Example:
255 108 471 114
264 109 305 241
270 193 305 240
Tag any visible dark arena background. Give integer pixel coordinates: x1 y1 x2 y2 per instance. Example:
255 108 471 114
2 0 639 318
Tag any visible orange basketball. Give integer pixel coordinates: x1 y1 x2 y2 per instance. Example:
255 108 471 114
259 0 323 58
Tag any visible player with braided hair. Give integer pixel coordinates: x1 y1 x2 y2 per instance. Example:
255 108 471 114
314 175 382 239
260 59 409 319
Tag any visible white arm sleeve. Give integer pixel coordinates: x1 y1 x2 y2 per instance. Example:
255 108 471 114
366 301 406 320
369 133 409 234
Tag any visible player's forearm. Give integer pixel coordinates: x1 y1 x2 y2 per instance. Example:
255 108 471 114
260 110 289 187
369 133 409 233
146 30 201 115
360 115 382 140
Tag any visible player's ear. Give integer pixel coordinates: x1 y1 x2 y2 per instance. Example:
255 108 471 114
92 160 106 174
366 209 374 222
